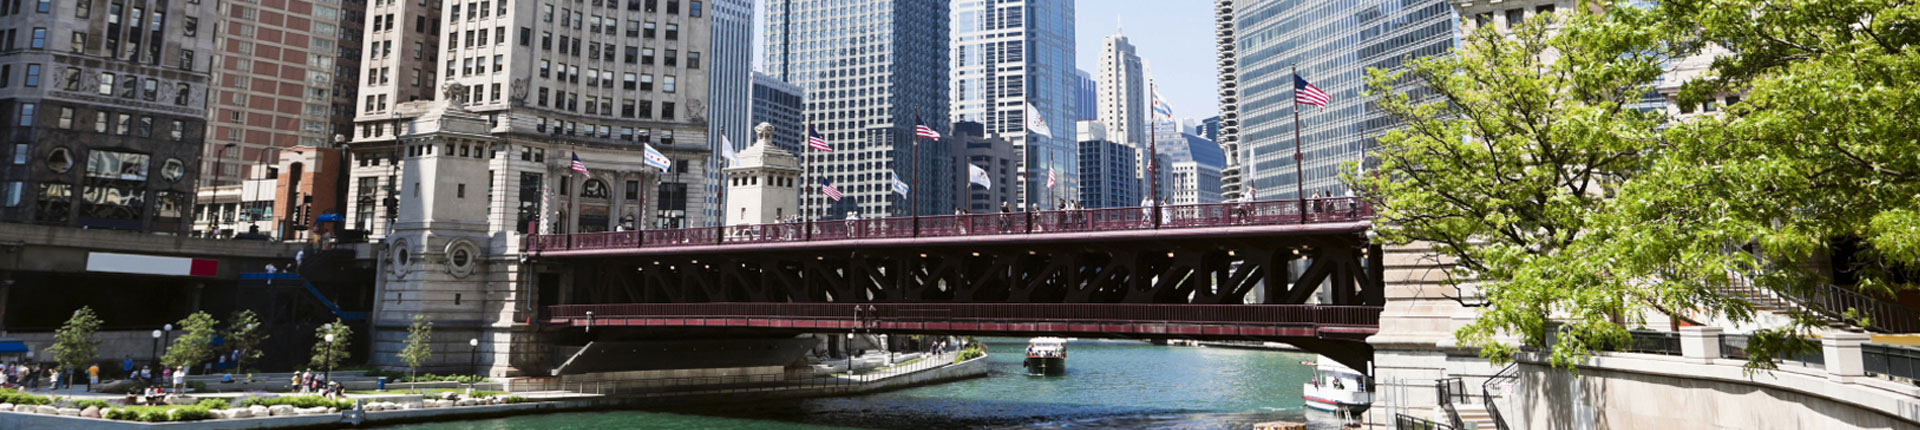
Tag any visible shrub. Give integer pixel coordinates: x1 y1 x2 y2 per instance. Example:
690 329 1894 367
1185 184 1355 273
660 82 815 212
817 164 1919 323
104 406 214 422
69 399 112 409
169 406 214 421
404 373 486 383
0 388 52 405
501 396 531 404
196 398 230 410
954 346 986 363
239 395 353 410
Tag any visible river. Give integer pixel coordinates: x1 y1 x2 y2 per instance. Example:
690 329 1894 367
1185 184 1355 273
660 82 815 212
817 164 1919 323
380 338 1355 429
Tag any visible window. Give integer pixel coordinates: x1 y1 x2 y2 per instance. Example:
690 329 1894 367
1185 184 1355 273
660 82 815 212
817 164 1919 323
75 0 89 17
643 22 655 38
661 102 674 120
11 144 25 164
666 0 678 14
639 74 653 91
22 64 39 87
69 32 85 53
1505 8 1524 28
170 120 185 140
689 1 701 17
642 48 656 65
687 52 700 69
97 72 114 95
664 49 677 67
665 24 678 40
663 75 675 93
16 103 34 126
184 17 197 36
179 50 194 70
623 73 636 90
30 28 46 49
56 107 72 128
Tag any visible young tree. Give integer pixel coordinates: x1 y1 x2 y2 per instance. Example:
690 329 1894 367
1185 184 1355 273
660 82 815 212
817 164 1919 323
49 307 103 398
1352 4 1682 367
162 312 220 374
310 318 353 370
223 310 268 373
398 315 433 384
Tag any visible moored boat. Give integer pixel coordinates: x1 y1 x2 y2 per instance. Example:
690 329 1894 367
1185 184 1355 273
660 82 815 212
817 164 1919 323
1023 337 1066 375
1301 356 1371 416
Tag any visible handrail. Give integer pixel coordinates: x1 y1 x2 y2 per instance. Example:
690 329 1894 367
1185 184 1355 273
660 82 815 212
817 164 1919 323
1482 363 1519 430
1716 274 1920 334
1435 378 1468 430
1395 413 1458 430
525 198 1374 253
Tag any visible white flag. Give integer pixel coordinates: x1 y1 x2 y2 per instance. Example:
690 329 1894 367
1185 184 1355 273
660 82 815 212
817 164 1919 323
642 143 671 171
720 134 739 167
969 164 991 189
1024 101 1052 138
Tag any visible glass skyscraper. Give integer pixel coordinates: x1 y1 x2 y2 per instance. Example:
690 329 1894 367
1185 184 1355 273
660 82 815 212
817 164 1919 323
950 0 1076 209
1219 0 1456 199
764 0 954 218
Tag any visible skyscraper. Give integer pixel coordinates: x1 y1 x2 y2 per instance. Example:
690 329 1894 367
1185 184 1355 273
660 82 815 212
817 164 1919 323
949 0 1074 209
704 0 753 226
1218 0 1454 199
1155 120 1224 205
1096 32 1146 148
750 72 806 156
0 0 220 233
765 0 953 219
1074 69 1097 122
1076 121 1139 208
1200 116 1221 143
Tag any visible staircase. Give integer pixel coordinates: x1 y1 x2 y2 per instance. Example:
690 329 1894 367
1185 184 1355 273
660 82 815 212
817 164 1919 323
1451 404 1496 430
1716 274 1920 333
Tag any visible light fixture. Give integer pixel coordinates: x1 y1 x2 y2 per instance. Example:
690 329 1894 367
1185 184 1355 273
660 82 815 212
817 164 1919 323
469 338 480 347
151 330 162 339
1167 252 1175 258
1228 250 1236 257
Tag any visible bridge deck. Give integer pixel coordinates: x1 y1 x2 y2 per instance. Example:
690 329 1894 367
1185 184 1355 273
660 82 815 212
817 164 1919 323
530 198 1373 257
548 303 1380 341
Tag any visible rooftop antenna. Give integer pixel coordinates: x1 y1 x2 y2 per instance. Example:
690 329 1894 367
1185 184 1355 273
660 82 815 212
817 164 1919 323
1117 16 1124 34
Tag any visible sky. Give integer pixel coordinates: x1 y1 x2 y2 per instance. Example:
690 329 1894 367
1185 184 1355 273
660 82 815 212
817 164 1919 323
752 0 1223 122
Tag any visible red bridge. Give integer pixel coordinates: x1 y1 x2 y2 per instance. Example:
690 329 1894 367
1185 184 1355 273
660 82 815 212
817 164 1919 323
528 198 1385 369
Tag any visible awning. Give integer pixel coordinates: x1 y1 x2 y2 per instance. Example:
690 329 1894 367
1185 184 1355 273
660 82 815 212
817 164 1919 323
0 339 28 354
316 213 344 222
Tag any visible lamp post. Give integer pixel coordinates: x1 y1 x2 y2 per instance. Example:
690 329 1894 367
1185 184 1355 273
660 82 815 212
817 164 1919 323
468 338 480 378
323 327 336 384
214 143 237 234
161 323 173 366
149 329 162 376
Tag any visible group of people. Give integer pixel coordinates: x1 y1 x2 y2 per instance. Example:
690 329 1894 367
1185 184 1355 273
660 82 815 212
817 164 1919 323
290 369 345 399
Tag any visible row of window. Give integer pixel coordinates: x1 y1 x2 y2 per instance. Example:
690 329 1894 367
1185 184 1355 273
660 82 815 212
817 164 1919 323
0 0 53 15
16 103 192 142
532 118 679 145
535 88 676 120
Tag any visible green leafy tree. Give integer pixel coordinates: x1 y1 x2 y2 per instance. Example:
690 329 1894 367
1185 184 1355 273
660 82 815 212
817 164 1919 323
398 315 433 384
223 310 268 373
49 307 103 397
309 319 353 370
1353 3 1680 368
162 312 220 374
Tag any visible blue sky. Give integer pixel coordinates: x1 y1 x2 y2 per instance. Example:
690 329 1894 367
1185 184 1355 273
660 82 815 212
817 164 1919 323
752 1 1222 121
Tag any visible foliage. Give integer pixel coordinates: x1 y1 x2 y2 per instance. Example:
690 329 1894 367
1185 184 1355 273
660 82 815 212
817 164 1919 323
239 395 354 410
0 388 53 405
501 395 531 404
196 398 231 410
399 315 434 382
954 346 986 363
105 406 214 422
69 399 112 410
223 310 268 373
309 319 353 370
48 307 103 382
364 369 487 383
162 312 221 372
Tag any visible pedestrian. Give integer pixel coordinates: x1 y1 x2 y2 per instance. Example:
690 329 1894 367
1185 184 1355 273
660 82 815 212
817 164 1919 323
290 372 301 392
48 368 60 391
121 355 133 377
88 363 99 390
172 366 186 392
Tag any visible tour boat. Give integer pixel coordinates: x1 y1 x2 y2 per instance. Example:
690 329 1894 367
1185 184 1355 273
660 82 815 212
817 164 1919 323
1301 357 1371 415
1023 337 1067 375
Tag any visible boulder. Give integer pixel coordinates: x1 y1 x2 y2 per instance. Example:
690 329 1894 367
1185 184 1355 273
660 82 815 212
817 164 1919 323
299 406 332 415
81 406 101 418
249 405 268 415
229 408 253 419
33 405 58 415
209 409 230 419
0 403 11 410
267 404 296 416
14 404 33 413
57 407 81 416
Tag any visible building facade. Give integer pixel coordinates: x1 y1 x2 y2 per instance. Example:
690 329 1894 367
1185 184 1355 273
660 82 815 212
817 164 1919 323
949 0 1075 209
749 72 804 156
1220 0 1453 199
948 121 1015 213
1076 121 1138 208
0 0 221 233
1074 68 1095 122
1095 31 1145 149
1150 119 1223 204
764 0 952 219
350 0 716 377
203 0 366 191
703 0 751 226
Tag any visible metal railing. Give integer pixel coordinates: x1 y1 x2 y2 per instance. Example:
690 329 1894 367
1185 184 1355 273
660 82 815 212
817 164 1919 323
1716 275 1920 334
526 198 1374 252
1719 334 1826 369
1435 378 1468 430
1396 413 1458 430
1483 363 1519 430
1863 343 1920 381
548 303 1383 328
1539 326 1683 356
562 350 964 396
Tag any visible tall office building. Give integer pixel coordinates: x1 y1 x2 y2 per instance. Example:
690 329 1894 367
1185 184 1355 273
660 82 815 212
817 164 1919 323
765 0 952 219
703 0 751 226
949 121 1016 213
1154 119 1224 205
1095 32 1145 148
1214 0 1243 201
1217 0 1454 199
0 0 220 233
948 0 1073 209
1199 116 1220 143
750 72 805 156
1074 69 1096 121
1076 121 1138 208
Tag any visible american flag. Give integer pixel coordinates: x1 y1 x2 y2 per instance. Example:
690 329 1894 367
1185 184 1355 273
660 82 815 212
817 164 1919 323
1046 168 1056 189
807 126 832 152
913 115 941 139
821 179 843 201
1295 74 1331 107
570 153 590 175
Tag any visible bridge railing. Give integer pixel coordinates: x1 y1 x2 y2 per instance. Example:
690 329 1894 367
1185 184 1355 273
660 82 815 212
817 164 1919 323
547 303 1383 327
527 198 1374 253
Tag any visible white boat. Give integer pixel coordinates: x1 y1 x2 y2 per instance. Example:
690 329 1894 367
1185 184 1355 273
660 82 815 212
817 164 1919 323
1023 337 1066 375
1302 356 1371 415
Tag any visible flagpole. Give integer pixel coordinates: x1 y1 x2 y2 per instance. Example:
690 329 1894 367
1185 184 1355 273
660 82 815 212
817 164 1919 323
715 135 726 244
910 107 922 237
1148 94 1160 229
1292 64 1306 224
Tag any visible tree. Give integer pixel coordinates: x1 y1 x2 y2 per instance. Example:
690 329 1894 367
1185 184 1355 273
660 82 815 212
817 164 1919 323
310 318 352 370
1352 4 1683 367
399 315 433 384
48 307 103 398
162 312 220 374
223 310 268 373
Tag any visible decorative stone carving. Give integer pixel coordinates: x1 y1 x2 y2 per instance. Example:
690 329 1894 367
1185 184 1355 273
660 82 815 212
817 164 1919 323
442 82 470 110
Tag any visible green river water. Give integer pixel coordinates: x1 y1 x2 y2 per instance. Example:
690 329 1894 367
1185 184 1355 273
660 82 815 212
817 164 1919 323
380 339 1352 429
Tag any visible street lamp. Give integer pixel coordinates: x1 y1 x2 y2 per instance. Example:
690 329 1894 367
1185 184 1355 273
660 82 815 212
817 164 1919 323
468 338 480 378
323 327 336 384
149 329 162 376
214 143 238 234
